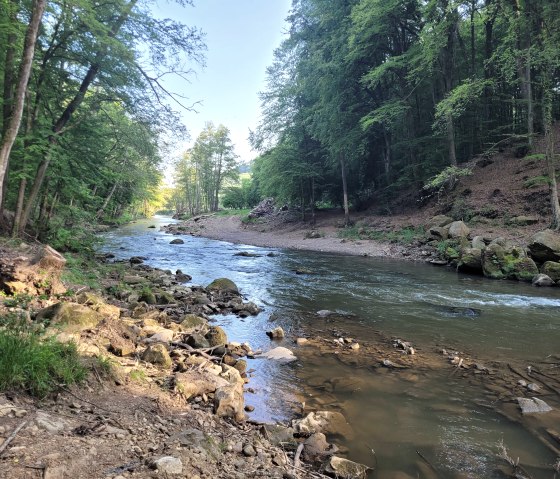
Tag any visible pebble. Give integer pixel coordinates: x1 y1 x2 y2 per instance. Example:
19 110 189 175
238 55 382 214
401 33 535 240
243 444 256 457
153 456 183 474
350 343 360 351
244 405 255 412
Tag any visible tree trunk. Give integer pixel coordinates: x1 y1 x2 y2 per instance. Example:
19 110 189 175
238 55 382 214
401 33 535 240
543 72 560 229
18 0 138 232
310 176 315 226
339 152 350 226
447 113 457 166
0 0 47 212
11 178 26 237
2 0 18 134
96 182 118 219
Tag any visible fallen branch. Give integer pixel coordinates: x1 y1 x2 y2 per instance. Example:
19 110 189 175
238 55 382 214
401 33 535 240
293 443 304 476
416 450 439 475
0 420 28 456
171 341 225 361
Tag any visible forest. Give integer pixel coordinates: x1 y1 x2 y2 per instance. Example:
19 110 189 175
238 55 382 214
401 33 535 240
250 0 560 228
0 0 204 250
2 0 560 252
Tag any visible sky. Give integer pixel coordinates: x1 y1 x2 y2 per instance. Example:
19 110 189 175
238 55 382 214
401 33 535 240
153 0 292 165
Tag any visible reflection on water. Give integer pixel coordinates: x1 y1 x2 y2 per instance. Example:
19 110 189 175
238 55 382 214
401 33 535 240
101 216 560 478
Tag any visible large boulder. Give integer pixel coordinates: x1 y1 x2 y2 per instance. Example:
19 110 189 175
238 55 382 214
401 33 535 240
426 215 453 229
471 236 487 250
458 248 482 273
214 383 245 422
427 226 448 241
205 326 228 347
482 243 537 281
207 278 239 294
528 230 560 263
35 302 104 332
532 274 555 287
77 292 121 320
142 344 172 368
447 221 470 239
179 314 207 332
175 371 229 400
541 261 560 282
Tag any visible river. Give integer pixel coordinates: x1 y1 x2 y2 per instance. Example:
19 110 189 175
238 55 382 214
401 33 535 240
100 215 560 478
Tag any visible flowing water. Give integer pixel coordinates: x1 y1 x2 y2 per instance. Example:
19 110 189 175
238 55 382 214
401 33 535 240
101 215 560 478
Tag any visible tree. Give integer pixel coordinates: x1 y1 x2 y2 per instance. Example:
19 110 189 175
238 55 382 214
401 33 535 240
0 0 46 213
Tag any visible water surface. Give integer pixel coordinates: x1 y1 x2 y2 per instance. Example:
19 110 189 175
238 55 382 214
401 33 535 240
101 215 560 478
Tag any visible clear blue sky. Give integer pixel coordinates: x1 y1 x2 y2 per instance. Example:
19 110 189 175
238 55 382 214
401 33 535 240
153 0 291 164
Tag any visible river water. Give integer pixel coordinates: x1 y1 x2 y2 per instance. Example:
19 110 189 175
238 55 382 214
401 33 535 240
101 215 560 478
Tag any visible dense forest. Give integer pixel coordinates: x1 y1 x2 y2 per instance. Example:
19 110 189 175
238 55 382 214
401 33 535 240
250 0 560 228
0 0 204 249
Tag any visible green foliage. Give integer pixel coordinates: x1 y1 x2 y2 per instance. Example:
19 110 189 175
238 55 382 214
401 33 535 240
424 167 473 191
523 175 551 188
0 314 86 397
338 225 423 244
1 293 34 309
437 239 460 260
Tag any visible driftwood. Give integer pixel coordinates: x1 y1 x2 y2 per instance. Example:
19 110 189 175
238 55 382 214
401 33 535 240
170 341 226 361
293 443 304 477
0 420 28 456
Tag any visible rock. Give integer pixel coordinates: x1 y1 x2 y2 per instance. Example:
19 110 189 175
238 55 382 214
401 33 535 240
293 411 353 439
296 338 309 346
302 433 332 463
156 291 175 304
35 412 68 434
350 343 360 351
153 456 183 475
528 230 560 263
458 247 482 273
317 310 334 317
214 383 245 422
207 278 239 294
35 302 103 332
471 236 487 250
427 226 448 240
447 221 470 239
260 347 297 362
175 270 192 282
242 444 256 457
234 251 262 257
169 238 184 245
426 215 453 228
205 326 228 347
517 397 553 414
129 256 144 264
77 293 121 320
175 371 229 400
323 456 370 479
482 243 506 279
123 275 146 285
109 341 135 357
260 424 297 449
511 257 539 281
142 344 172 368
532 273 555 287
267 326 285 339
180 314 207 332
248 198 275 218
244 405 255 412
186 333 210 349
541 261 560 282
294 268 313 275
509 215 539 226
147 329 174 343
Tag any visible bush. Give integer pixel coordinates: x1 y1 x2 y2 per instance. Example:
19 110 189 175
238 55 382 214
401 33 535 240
0 315 86 397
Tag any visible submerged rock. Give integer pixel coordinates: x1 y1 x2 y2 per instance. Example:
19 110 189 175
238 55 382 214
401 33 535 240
517 397 553 414
169 238 184 245
267 326 285 339
532 274 555 287
324 456 370 479
260 347 297 362
293 411 353 439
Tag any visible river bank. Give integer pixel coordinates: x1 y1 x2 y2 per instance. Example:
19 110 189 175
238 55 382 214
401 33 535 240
2 223 560 478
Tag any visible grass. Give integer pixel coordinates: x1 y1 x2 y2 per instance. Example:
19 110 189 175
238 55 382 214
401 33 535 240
61 253 127 289
338 225 424 244
0 314 86 397
215 208 252 218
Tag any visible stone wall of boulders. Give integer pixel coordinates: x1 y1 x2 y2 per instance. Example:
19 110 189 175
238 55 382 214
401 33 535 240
424 215 560 286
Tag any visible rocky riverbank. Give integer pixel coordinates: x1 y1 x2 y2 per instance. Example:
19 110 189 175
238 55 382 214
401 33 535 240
0 242 375 479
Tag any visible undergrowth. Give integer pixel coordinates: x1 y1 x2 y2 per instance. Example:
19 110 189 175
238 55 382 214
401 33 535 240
0 314 86 397
338 225 424 244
